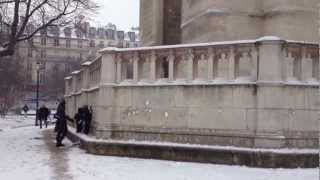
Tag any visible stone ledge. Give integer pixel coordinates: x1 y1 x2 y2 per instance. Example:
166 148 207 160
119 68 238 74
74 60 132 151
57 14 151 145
67 127 318 169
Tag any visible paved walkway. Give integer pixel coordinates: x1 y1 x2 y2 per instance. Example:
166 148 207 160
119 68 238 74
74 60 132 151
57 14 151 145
0 116 317 180
42 129 74 180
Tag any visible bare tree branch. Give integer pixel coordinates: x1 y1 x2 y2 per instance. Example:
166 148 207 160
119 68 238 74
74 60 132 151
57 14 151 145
0 0 97 57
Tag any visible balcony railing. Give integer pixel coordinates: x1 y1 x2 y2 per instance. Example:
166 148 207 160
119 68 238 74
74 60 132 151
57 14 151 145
65 37 319 96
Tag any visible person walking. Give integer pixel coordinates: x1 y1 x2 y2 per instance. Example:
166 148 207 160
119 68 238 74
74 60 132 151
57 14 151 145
55 99 67 147
38 105 50 128
22 104 29 117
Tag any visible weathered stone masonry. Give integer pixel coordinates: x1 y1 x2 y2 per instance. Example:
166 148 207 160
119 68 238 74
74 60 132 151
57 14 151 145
65 37 319 149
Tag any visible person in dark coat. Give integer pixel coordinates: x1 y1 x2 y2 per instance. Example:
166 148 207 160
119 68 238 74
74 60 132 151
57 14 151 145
83 105 92 135
55 99 67 147
22 104 29 117
74 107 84 133
38 105 50 128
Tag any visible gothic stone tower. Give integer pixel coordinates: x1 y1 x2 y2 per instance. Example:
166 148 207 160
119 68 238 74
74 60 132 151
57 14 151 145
140 0 318 45
140 0 182 46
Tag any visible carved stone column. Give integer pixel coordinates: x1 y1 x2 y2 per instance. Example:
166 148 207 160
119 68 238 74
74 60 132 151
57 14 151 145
133 52 139 83
207 48 214 81
150 51 157 82
168 50 175 81
251 46 258 81
116 54 122 83
228 46 235 80
187 49 194 81
301 46 313 82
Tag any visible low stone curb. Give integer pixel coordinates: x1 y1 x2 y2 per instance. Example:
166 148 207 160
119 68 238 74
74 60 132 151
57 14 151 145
67 129 318 169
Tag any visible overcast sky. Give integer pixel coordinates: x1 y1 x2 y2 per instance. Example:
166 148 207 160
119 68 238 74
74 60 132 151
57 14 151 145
92 0 140 31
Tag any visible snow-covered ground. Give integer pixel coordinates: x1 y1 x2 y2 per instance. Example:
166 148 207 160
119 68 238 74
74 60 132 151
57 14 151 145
0 115 318 180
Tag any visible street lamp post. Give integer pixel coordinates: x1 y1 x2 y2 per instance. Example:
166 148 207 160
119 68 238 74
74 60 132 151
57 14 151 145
35 62 40 127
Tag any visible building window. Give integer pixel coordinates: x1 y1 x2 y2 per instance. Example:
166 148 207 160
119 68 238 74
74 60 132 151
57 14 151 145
28 38 34 45
77 40 83 48
125 42 130 48
66 39 71 48
39 72 45 84
98 41 105 48
89 40 95 47
79 53 83 61
41 37 46 46
40 49 46 58
54 38 59 46
27 61 32 72
39 61 46 70
28 49 33 57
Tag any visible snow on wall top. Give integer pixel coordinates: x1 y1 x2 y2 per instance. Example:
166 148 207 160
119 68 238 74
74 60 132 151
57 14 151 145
99 36 318 54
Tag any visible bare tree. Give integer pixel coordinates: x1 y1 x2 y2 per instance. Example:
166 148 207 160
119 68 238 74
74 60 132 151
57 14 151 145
0 0 97 57
0 55 25 115
44 59 80 99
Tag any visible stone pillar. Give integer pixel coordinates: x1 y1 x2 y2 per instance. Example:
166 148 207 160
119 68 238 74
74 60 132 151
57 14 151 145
140 0 164 46
96 50 117 139
187 49 194 81
251 46 258 81
133 52 139 82
72 75 76 93
150 51 157 81
100 51 116 84
168 50 175 81
285 51 295 81
163 0 182 45
81 64 90 106
301 46 313 82
228 46 235 80
257 38 284 83
207 48 214 81
81 64 90 89
116 54 122 83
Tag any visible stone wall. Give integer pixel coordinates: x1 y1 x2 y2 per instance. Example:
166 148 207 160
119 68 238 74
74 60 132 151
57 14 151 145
163 0 182 45
65 38 319 149
140 0 182 46
139 0 164 46
182 0 318 43
140 0 318 44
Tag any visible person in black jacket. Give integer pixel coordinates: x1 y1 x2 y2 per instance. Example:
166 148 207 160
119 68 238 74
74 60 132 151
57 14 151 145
22 104 29 117
55 99 67 147
38 105 50 128
83 105 92 134
74 107 84 133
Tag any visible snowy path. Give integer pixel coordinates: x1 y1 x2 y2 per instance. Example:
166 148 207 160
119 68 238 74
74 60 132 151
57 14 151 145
0 116 318 180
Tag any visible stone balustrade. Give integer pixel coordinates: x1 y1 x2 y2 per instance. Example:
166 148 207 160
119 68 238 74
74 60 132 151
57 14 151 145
65 37 319 149
65 38 319 95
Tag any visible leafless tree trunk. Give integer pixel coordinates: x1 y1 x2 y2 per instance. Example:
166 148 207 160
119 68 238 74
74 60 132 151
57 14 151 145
0 0 97 57
0 55 25 113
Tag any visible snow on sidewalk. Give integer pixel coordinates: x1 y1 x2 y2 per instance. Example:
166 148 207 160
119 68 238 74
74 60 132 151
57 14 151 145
0 115 318 180
68 146 318 180
0 116 52 180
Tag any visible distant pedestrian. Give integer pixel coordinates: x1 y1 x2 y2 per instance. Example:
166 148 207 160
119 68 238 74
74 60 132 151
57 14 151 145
55 99 67 147
22 104 29 117
83 105 92 135
38 105 50 128
74 108 84 133
0 103 7 118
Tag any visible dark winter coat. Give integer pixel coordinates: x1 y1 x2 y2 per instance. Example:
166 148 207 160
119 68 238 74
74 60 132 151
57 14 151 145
82 106 92 134
55 101 67 133
38 106 50 119
74 108 85 133
22 105 29 113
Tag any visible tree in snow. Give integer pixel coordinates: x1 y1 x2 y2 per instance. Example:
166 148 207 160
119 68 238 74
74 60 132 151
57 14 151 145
0 0 97 57
0 55 25 116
